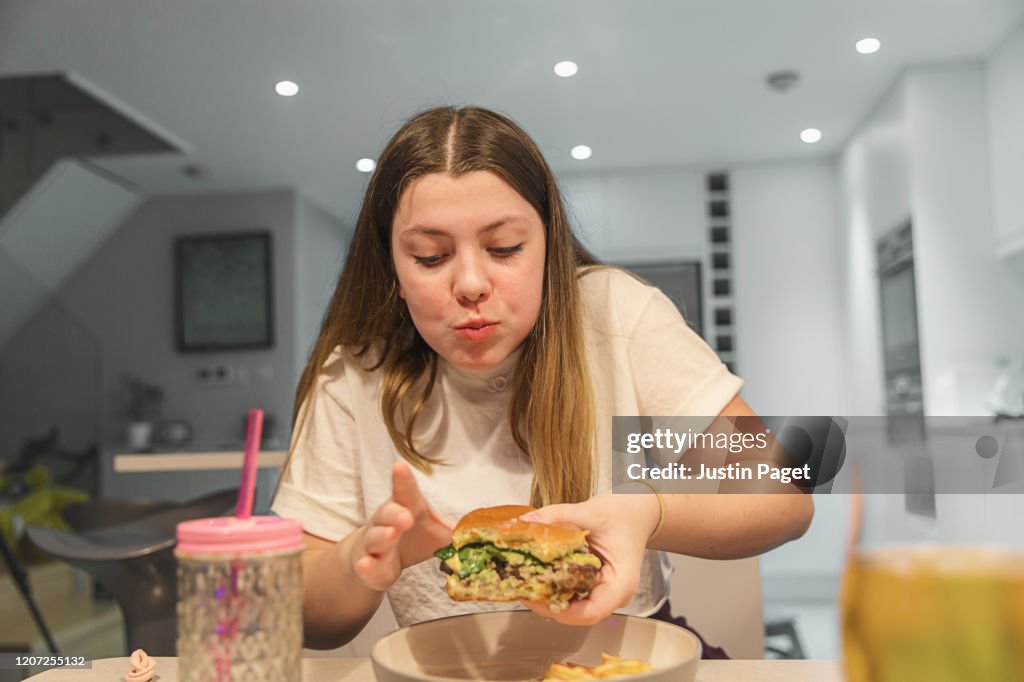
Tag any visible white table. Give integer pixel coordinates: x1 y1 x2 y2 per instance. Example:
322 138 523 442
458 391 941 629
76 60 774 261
26 657 843 680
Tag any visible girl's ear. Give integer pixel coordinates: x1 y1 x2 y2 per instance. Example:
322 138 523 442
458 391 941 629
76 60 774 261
389 277 406 302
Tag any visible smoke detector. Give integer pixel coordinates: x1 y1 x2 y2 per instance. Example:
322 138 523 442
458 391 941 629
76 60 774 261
182 164 208 180
765 70 800 93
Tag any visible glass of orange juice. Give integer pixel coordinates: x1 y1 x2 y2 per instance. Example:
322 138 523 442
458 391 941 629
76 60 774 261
841 493 1024 682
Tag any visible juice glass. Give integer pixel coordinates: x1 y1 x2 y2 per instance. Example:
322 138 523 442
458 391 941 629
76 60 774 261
841 494 1024 681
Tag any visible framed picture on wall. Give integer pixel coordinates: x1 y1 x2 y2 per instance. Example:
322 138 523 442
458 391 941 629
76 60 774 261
616 260 704 338
175 231 274 352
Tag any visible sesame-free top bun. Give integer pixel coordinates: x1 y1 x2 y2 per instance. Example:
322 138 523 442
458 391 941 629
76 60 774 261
452 505 589 563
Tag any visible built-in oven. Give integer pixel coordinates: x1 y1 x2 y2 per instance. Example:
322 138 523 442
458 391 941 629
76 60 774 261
877 220 932 516
878 221 924 422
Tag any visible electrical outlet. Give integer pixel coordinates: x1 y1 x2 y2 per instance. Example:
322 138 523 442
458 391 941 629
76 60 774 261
194 364 237 387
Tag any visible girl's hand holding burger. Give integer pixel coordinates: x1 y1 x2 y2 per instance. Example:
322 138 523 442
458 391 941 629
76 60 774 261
518 491 661 625
352 461 454 591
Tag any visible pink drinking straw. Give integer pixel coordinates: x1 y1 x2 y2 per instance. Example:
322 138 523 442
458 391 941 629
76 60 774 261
236 408 264 519
204 407 263 681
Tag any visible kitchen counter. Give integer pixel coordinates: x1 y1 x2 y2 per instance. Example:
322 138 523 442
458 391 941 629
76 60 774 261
112 450 286 472
24 656 843 681
99 447 286 514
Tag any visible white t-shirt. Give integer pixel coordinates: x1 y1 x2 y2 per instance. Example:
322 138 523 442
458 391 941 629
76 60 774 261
272 267 742 628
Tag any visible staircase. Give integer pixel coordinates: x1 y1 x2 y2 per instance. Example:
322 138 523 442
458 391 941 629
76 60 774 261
0 73 182 349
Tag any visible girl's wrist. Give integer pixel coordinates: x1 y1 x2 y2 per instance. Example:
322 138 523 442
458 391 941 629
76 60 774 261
645 486 666 542
609 482 663 544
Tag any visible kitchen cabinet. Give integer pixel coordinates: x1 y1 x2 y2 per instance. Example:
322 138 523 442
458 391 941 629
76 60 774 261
997 235 1024 287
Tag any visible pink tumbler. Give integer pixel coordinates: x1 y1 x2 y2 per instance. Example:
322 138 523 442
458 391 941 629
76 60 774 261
175 516 303 682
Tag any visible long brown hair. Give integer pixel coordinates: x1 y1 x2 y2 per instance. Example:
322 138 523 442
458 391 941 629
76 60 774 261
288 106 598 507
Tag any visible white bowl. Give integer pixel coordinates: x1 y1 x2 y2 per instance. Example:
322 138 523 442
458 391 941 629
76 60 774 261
371 610 701 681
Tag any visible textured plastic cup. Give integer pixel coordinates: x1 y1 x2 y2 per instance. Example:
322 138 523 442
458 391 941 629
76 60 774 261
176 516 304 682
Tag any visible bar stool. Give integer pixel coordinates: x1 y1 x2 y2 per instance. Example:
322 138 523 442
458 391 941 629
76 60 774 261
27 489 237 655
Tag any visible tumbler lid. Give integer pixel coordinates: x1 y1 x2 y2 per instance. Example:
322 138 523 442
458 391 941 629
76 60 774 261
176 516 303 554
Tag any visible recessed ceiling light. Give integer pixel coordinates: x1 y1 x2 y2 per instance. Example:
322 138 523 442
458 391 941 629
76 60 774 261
571 145 592 160
356 158 376 173
275 80 299 96
855 37 881 55
554 61 578 77
800 128 823 144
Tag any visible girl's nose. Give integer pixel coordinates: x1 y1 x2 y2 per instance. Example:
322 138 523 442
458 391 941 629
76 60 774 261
453 253 491 305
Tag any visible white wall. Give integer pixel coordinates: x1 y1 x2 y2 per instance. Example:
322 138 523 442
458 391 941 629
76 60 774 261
59 189 299 446
293 194 349 390
729 161 850 589
0 300 103 461
730 161 846 415
562 169 705 262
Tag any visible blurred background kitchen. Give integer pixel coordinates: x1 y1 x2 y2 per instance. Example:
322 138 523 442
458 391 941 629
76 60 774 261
1 0 1023 670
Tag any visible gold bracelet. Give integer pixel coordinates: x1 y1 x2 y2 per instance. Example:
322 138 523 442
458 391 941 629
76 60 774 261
636 481 666 541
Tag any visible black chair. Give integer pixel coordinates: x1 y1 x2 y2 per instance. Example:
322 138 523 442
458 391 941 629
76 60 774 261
62 498 178 603
764 617 807 659
62 498 177 533
27 489 237 656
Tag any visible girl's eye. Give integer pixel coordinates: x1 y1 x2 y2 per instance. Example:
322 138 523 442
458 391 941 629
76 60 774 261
490 244 523 257
414 254 447 267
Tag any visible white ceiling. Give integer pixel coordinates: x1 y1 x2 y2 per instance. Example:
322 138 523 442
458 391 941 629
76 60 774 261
2 0 1022 222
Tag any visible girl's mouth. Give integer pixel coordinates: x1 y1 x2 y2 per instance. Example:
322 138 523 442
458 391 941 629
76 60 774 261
455 322 497 341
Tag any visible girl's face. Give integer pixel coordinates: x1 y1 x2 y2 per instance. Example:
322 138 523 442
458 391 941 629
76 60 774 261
391 171 546 373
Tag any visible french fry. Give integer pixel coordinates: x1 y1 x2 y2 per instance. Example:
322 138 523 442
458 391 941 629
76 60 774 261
543 653 653 680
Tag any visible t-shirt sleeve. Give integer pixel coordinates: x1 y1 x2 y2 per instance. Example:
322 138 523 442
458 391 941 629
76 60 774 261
626 285 743 418
270 361 366 542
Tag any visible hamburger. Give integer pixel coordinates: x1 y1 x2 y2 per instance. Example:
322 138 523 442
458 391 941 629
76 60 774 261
433 505 603 612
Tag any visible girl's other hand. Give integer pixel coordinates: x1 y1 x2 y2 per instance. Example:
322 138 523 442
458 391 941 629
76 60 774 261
351 460 453 591
518 492 659 625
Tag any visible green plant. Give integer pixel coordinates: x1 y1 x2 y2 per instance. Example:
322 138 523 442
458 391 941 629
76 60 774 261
113 374 164 422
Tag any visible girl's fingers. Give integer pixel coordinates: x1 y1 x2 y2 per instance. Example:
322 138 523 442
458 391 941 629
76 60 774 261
521 581 623 626
353 553 399 591
389 460 456 535
521 566 636 626
547 580 627 625
369 500 414 531
391 461 427 513
520 600 557 619
517 503 574 526
362 524 400 555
